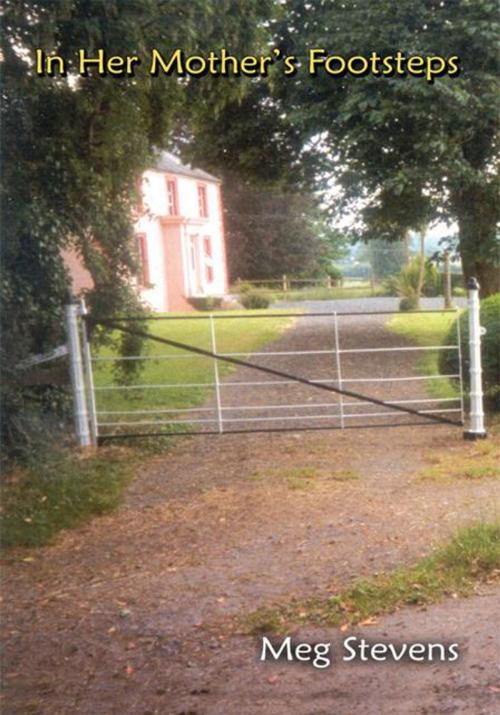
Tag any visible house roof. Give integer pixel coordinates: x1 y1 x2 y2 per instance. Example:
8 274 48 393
153 151 220 183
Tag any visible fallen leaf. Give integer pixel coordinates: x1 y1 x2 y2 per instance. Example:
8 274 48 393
359 617 378 626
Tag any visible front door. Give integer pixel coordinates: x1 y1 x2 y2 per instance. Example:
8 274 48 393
188 234 203 295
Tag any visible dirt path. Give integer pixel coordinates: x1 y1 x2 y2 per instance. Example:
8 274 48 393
2 304 499 714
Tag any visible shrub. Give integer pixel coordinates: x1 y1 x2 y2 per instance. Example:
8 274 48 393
439 293 500 411
325 264 343 283
388 257 442 302
241 290 271 309
233 281 254 294
187 296 223 311
399 296 419 311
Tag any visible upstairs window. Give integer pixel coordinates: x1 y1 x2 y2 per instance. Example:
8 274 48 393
166 178 178 215
137 233 150 286
203 236 212 258
197 184 208 218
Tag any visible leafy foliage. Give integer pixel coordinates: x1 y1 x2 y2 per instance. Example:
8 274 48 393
385 257 441 303
223 186 343 280
359 239 409 281
244 522 500 633
182 82 349 281
1 447 134 547
272 0 500 294
1 0 273 454
187 296 224 311
240 290 271 309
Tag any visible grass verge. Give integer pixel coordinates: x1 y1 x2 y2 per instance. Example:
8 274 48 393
271 285 380 302
388 312 461 400
2 310 294 547
420 425 500 481
248 466 358 491
1 447 135 548
244 522 500 634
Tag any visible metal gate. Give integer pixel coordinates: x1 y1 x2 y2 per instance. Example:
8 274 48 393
64 279 487 447
65 306 481 448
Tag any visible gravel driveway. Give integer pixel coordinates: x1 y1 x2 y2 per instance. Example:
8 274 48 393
3 298 498 715
205 297 465 435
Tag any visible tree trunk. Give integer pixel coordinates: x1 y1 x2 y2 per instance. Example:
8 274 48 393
443 251 453 309
460 249 500 297
416 232 426 309
451 185 500 297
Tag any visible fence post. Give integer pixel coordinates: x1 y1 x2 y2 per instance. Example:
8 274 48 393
65 298 92 448
464 277 487 440
282 274 288 292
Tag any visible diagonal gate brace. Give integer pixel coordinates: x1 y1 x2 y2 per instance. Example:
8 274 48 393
97 319 461 428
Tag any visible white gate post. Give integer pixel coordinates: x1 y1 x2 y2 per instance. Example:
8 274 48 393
209 314 224 433
79 298 99 446
464 277 487 440
65 298 92 447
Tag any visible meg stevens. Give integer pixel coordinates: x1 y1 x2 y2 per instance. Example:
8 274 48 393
260 636 459 669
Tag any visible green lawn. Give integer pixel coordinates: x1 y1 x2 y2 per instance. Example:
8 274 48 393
388 311 462 400
270 284 380 302
93 310 295 432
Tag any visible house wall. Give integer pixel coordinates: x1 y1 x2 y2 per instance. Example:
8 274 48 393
134 214 168 311
63 165 228 313
62 247 94 294
136 170 227 312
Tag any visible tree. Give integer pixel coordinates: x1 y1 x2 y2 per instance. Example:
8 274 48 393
357 238 409 281
181 83 348 280
221 184 347 280
272 0 500 295
0 0 273 452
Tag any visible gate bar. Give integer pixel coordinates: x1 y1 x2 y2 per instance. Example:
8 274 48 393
333 312 345 428
210 314 224 433
97 309 459 321
98 420 455 443
92 373 460 391
97 318 461 427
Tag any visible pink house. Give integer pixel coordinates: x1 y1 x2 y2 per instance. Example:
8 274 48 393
64 151 228 312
